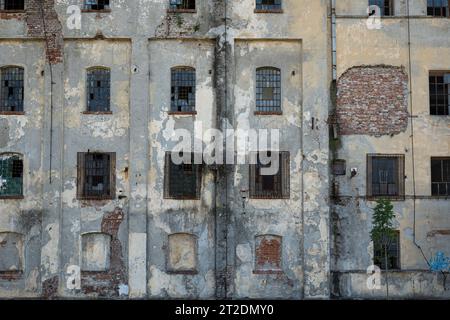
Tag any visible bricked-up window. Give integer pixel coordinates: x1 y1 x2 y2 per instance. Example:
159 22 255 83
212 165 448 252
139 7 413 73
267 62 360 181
254 235 282 274
255 0 282 11
256 67 281 113
167 233 197 274
87 68 110 112
0 66 24 112
0 0 24 10
367 154 405 199
431 157 450 196
84 0 110 11
427 0 449 17
0 153 23 198
0 232 24 273
332 159 346 176
81 233 111 272
369 0 393 16
77 152 116 200
429 72 449 115
373 231 400 270
171 67 196 113
169 0 195 10
249 151 290 199
164 152 202 199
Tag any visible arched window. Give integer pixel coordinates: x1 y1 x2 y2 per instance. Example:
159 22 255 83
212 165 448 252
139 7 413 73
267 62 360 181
81 232 111 271
0 153 23 198
0 0 24 11
86 67 110 112
256 67 281 113
0 66 24 112
254 234 282 274
171 67 196 113
167 233 197 273
0 232 24 272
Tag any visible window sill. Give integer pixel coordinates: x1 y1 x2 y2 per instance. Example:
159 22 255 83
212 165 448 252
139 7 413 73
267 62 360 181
0 195 24 200
81 9 111 13
0 111 25 115
167 9 197 14
254 111 283 116
366 196 405 201
164 196 201 200
253 270 283 275
166 269 198 275
0 10 25 13
429 195 450 199
77 197 115 201
82 111 113 115
254 9 284 14
168 111 197 116
0 271 23 280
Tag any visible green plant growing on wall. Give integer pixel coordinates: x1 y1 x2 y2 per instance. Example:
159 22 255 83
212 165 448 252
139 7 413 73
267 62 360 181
370 199 396 299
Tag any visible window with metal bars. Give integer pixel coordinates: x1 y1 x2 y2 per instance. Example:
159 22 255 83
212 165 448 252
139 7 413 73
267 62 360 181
164 152 202 200
169 0 195 10
171 67 196 113
373 231 400 270
249 151 290 199
0 153 23 198
0 0 24 10
255 0 282 11
431 157 450 196
86 68 110 112
427 0 449 17
367 154 405 199
77 152 115 200
256 67 281 113
368 0 393 16
429 72 449 115
0 66 24 113
84 0 110 11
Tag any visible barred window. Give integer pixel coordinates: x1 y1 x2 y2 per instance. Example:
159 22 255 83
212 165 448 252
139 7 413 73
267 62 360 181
255 0 282 11
369 0 393 16
429 72 449 115
367 154 405 199
256 67 281 113
84 0 110 11
87 68 110 112
164 152 202 200
169 0 195 10
0 66 24 112
427 0 449 17
373 231 400 270
249 151 290 199
77 152 116 200
431 157 450 196
171 67 196 113
0 153 23 198
0 0 24 10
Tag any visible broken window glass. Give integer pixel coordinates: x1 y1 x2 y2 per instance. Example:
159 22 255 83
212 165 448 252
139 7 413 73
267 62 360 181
77 152 115 200
171 67 196 113
0 0 24 10
369 0 393 16
431 157 450 196
367 154 404 199
87 68 110 112
373 231 400 270
84 0 110 10
169 0 195 10
256 67 281 113
164 152 202 199
255 0 282 11
427 0 448 17
0 66 24 112
0 153 23 197
429 72 450 115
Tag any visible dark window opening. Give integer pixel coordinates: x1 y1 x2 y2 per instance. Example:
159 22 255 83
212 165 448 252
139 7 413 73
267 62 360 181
256 0 282 11
171 67 196 113
84 0 110 11
427 0 449 17
1 0 24 10
374 231 400 270
77 152 115 200
369 0 393 16
332 159 346 176
0 66 24 112
256 67 281 113
429 72 449 115
0 154 23 197
367 154 405 199
87 68 110 112
164 152 202 199
169 0 195 10
431 158 450 196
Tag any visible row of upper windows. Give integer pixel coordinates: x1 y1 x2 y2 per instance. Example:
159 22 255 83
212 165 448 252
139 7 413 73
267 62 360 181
1 66 448 116
369 0 449 17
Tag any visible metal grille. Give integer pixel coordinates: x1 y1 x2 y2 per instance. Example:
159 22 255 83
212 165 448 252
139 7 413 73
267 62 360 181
171 67 196 113
429 73 449 115
371 157 399 196
431 158 450 196
374 231 400 270
369 0 393 16
427 0 448 17
250 152 289 199
87 68 110 112
164 152 201 199
0 0 24 10
84 0 110 10
256 67 281 113
0 154 23 197
169 0 195 10
255 0 282 11
84 153 111 198
0 67 24 112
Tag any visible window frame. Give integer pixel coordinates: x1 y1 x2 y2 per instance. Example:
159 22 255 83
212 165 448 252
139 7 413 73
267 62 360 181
254 0 283 13
82 0 111 12
0 153 24 199
429 71 450 116
431 157 450 197
168 0 196 13
0 66 25 114
85 67 111 114
255 67 282 115
0 0 25 11
373 230 401 270
170 66 197 114
366 154 405 201
368 0 394 17
427 0 449 17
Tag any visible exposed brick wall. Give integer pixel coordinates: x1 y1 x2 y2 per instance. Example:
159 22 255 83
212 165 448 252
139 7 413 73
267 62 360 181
336 65 409 136
255 235 282 273
0 12 25 20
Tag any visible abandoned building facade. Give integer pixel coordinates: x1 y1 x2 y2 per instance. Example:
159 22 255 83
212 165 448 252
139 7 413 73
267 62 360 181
0 0 448 299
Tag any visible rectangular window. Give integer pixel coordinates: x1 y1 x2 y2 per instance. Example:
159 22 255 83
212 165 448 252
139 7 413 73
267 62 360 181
169 0 195 10
84 0 110 11
0 66 24 112
0 154 23 198
373 231 400 270
332 159 347 176
0 0 24 10
77 152 116 200
427 0 449 17
369 0 393 16
87 68 110 112
256 67 281 113
164 152 202 200
367 154 405 199
249 151 290 199
431 157 450 196
255 0 282 11
429 71 450 115
171 67 196 113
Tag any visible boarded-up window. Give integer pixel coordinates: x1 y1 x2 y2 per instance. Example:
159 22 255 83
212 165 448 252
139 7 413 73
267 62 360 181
0 232 23 272
0 153 23 198
164 152 202 200
429 71 449 116
249 151 290 199
0 0 24 10
254 235 282 273
0 66 24 112
167 233 197 273
83 0 110 10
255 0 282 11
169 0 195 10
81 233 111 272
431 157 450 196
367 154 404 200
369 0 393 16
86 67 110 112
256 67 281 113
77 152 116 200
427 0 449 17
171 67 196 113
373 230 400 270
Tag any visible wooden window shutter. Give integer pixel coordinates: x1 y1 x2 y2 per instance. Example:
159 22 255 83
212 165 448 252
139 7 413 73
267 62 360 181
109 152 116 199
77 152 85 199
164 152 171 199
367 154 373 197
281 152 290 199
